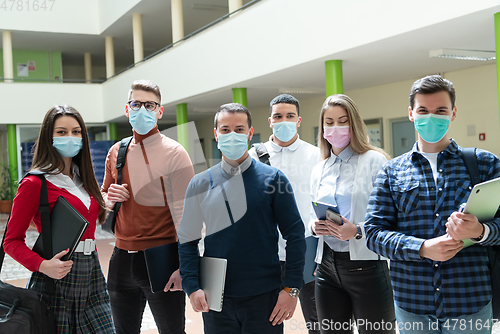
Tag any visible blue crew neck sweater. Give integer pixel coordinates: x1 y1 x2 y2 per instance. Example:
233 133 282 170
178 159 306 298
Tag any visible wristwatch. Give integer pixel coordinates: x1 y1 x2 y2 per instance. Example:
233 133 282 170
283 287 300 298
471 223 485 242
354 225 363 240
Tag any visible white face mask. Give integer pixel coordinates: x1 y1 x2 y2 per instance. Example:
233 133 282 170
272 121 297 142
217 131 249 160
129 106 157 135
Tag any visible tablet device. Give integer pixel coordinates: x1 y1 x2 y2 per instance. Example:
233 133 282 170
144 242 179 293
461 177 500 248
199 257 227 312
463 177 500 222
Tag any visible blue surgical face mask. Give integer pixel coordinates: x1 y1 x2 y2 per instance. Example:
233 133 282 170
217 131 249 160
129 106 157 135
272 121 297 143
413 113 451 144
53 136 83 158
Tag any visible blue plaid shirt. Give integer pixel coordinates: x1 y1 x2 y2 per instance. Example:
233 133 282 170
365 139 500 318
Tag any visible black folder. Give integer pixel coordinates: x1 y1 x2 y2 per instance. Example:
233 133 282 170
32 195 89 261
144 242 179 293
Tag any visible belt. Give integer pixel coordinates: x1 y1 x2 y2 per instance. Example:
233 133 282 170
74 239 96 255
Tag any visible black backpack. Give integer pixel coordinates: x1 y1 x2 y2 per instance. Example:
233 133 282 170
0 173 56 333
459 147 500 319
251 143 270 165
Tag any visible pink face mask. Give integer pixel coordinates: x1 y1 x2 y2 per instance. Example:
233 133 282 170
323 126 350 148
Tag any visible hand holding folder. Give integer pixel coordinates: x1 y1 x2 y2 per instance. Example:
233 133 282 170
32 196 89 262
144 242 180 293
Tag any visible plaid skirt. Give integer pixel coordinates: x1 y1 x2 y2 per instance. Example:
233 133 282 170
29 252 115 334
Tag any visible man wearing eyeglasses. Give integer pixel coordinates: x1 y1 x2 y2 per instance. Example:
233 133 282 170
101 79 195 334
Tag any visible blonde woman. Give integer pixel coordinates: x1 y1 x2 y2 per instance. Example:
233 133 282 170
310 94 395 333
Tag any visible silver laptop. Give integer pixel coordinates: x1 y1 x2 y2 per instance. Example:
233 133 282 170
199 257 227 312
464 176 500 222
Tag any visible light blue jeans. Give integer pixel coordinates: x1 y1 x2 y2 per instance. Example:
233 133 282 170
394 301 493 334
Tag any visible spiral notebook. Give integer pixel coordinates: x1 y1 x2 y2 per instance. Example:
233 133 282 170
32 196 89 261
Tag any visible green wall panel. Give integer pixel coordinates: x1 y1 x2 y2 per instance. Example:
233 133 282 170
0 49 62 81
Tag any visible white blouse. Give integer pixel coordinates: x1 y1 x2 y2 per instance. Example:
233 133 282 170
310 149 387 261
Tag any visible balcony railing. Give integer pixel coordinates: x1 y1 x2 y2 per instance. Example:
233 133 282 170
0 0 262 84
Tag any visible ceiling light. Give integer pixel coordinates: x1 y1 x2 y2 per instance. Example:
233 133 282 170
429 49 496 61
193 108 216 113
279 88 325 95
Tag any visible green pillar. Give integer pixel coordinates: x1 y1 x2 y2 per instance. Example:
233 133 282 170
109 122 118 141
232 88 248 107
176 103 189 152
7 124 18 194
325 60 343 96
495 12 500 132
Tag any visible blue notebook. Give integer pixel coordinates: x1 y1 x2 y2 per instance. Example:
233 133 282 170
303 236 318 284
312 201 339 220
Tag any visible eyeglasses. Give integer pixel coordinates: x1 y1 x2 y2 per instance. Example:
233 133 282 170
128 100 160 112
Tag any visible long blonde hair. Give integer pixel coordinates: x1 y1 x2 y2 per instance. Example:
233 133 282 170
317 94 390 160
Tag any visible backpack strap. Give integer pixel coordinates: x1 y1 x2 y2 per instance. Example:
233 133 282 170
252 143 270 166
36 174 55 294
116 136 133 185
458 147 480 187
0 172 55 293
112 136 133 214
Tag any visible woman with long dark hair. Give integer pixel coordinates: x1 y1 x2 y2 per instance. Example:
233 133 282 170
4 105 115 333
311 94 395 334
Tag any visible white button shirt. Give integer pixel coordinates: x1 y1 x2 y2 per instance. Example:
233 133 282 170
316 146 357 252
249 135 320 261
44 164 91 209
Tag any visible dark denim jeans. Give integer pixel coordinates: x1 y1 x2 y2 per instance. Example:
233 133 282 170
107 247 186 334
202 289 283 334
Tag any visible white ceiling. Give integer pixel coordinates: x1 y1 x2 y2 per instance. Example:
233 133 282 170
1 0 498 127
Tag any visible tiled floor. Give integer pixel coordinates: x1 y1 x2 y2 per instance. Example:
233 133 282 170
0 213 308 334
1 213 499 334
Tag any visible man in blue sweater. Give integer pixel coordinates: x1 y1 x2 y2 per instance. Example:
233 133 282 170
178 103 306 334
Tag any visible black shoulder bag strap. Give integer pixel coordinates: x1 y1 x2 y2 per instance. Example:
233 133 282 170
110 136 133 217
458 147 499 283
459 147 481 187
37 174 56 294
0 173 55 294
252 143 270 166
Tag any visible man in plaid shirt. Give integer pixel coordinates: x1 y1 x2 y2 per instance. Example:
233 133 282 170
365 75 500 334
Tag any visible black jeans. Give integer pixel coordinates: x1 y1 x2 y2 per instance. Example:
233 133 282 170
315 245 395 334
202 289 283 334
107 247 186 334
280 261 320 334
